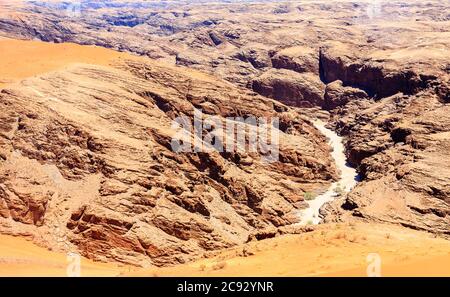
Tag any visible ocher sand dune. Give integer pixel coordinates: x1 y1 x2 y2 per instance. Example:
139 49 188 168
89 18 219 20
1 223 449 277
129 222 450 277
326 255 450 277
0 38 134 87
0 234 122 276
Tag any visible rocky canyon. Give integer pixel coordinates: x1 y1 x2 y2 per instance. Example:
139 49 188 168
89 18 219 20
0 0 449 276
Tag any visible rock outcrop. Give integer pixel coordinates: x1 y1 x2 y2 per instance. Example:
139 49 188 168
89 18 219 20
271 46 319 75
322 60 450 234
319 42 442 98
0 57 337 266
324 80 368 110
252 69 325 108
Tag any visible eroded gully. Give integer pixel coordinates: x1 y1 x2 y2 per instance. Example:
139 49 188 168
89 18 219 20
298 120 361 225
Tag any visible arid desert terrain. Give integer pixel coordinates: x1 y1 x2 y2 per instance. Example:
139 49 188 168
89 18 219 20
0 0 449 276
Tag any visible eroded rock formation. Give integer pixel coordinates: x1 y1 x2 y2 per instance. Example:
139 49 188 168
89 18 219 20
0 58 336 266
252 69 325 108
321 42 450 235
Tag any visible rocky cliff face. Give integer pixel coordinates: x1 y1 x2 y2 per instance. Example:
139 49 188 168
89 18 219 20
271 46 319 75
0 58 336 266
320 42 450 235
324 90 450 234
252 69 325 108
319 42 441 98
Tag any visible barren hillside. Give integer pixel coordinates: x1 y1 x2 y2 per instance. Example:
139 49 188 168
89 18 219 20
0 0 449 276
0 37 336 266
